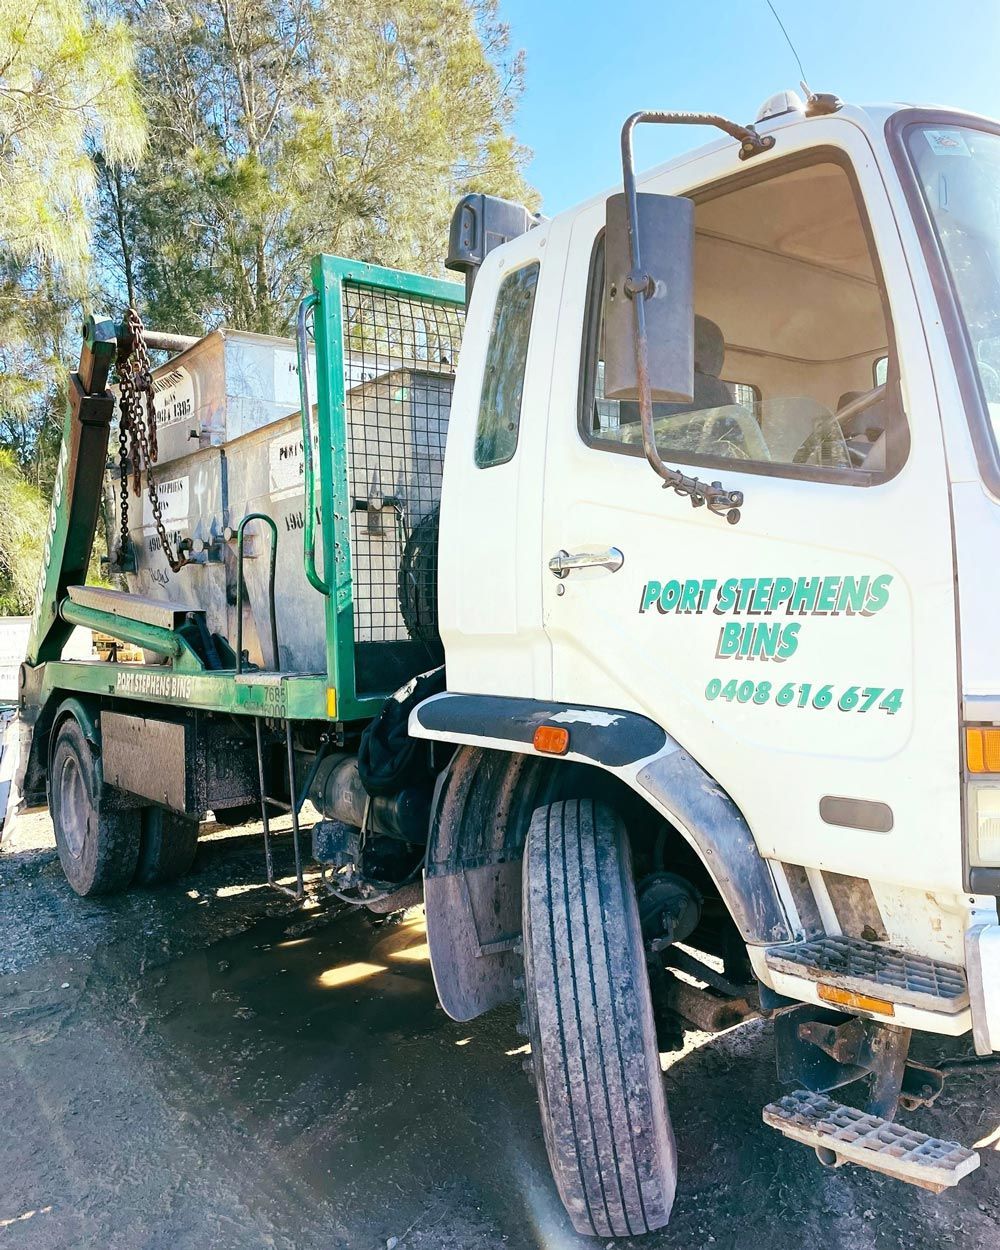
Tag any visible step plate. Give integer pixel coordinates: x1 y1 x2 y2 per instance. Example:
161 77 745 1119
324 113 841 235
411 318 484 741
764 1090 979 1192
764 935 969 1013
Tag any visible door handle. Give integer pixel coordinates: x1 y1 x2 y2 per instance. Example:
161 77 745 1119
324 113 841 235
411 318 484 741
548 547 625 578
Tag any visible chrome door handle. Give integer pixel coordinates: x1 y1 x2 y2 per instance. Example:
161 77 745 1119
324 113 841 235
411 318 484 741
548 547 625 578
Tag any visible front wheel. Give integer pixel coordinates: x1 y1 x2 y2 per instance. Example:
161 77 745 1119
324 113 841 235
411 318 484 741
522 798 677 1238
49 716 140 897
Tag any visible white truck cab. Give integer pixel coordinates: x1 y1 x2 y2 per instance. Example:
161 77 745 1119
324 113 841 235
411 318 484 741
406 93 1000 1228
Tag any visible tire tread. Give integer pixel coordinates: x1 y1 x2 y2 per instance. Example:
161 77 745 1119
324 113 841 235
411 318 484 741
523 798 676 1237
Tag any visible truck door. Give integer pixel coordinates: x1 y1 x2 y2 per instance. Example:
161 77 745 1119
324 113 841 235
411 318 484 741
540 122 965 899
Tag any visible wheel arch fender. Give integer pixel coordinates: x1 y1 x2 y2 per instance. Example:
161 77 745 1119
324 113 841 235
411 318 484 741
50 695 101 750
412 692 794 1022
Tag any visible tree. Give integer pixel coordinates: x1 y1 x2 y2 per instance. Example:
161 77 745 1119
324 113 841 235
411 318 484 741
0 450 47 613
96 0 537 336
0 0 145 491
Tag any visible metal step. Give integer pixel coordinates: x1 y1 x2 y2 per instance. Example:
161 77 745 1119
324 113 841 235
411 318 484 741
763 1090 979 1192
764 935 969 1014
65 584 205 631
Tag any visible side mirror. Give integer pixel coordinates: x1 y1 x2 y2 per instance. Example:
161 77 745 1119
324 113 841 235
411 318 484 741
603 191 694 402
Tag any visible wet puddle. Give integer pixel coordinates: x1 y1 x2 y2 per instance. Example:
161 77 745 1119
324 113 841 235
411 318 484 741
136 902 553 1240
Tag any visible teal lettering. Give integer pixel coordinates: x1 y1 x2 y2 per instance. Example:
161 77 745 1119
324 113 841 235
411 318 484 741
679 579 701 612
716 621 742 657
772 577 794 612
790 577 820 613
714 578 738 614
639 581 661 613
837 575 870 615
736 577 756 612
775 622 800 660
658 580 681 613
752 622 781 658
864 573 893 615
817 576 841 614
750 578 774 614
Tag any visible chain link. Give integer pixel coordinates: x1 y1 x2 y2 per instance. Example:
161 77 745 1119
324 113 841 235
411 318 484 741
114 308 187 572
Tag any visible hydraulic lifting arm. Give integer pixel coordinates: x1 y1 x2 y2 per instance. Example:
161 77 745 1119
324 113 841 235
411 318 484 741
25 316 121 667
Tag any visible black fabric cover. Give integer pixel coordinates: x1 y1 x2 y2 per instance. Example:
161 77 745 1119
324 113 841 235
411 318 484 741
357 666 446 797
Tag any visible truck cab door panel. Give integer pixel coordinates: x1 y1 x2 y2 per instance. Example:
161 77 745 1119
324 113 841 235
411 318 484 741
540 122 963 911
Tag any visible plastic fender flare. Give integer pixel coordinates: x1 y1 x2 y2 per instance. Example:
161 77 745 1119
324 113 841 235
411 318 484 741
411 691 793 1022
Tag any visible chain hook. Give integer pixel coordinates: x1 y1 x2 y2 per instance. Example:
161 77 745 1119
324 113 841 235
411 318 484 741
114 309 187 573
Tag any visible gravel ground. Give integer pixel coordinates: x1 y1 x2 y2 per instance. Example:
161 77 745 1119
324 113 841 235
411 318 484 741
1 810 999 1250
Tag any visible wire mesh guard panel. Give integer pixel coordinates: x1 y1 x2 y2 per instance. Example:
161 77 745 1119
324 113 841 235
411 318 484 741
342 282 464 690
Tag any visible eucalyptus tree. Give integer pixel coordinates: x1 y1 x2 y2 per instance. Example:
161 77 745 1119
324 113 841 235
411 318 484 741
0 0 144 593
96 0 537 335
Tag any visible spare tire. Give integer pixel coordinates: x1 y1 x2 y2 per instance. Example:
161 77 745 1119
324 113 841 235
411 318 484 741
398 507 440 642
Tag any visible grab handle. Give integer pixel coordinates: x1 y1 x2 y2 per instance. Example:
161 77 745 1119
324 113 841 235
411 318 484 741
236 512 279 674
296 292 330 595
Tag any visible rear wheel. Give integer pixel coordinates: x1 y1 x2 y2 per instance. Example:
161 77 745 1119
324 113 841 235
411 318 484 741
49 717 140 897
522 798 677 1238
134 807 200 886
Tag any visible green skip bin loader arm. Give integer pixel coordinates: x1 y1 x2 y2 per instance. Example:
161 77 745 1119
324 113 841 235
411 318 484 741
25 315 121 666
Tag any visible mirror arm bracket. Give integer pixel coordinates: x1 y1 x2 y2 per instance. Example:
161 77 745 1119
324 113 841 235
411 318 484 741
619 111 771 525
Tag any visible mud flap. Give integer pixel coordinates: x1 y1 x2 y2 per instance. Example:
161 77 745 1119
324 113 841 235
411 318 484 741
0 706 20 843
424 746 564 1021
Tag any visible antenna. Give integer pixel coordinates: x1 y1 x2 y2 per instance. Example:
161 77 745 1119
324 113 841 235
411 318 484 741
763 0 812 99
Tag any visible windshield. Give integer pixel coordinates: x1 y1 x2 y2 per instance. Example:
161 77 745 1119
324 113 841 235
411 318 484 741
907 125 1000 441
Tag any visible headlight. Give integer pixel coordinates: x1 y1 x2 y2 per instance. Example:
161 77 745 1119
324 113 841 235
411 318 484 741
969 785 1000 867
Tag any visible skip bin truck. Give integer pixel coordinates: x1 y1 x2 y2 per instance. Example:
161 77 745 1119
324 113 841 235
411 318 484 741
8 90 1000 1235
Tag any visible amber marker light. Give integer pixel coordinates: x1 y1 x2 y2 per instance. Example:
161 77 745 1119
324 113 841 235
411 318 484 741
818 983 895 1016
966 726 1000 774
533 724 570 755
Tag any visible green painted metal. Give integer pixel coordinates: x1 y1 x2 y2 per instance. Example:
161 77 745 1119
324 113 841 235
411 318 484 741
307 254 464 722
24 254 461 748
235 512 279 672
26 375 116 666
58 598 206 669
26 660 329 722
296 291 330 595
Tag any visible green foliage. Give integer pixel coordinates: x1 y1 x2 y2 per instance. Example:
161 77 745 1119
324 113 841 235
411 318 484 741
0 450 47 614
97 0 537 335
0 0 145 497
0 0 144 274
0 0 535 613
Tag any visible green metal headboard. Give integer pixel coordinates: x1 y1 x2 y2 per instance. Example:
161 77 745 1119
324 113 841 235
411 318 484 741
297 256 465 723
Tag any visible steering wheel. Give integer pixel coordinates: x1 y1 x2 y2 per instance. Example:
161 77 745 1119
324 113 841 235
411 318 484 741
792 385 887 468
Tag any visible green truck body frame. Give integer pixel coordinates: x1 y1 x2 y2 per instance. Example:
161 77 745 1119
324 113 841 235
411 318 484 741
18 257 464 768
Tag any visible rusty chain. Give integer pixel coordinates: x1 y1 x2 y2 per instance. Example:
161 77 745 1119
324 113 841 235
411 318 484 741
115 308 187 572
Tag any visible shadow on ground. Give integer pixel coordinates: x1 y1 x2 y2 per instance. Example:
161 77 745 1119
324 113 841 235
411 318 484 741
1 813 998 1249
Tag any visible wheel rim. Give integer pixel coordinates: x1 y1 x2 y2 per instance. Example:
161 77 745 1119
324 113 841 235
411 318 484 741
58 753 89 859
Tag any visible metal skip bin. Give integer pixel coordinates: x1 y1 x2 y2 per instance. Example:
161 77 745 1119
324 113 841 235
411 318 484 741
106 295 462 687
106 328 321 671
224 414 327 673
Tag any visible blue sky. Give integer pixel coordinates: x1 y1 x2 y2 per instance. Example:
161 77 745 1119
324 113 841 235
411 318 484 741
499 0 1000 213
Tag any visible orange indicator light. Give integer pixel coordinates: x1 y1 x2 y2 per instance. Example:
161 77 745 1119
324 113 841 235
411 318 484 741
533 724 570 755
966 726 1000 774
818 983 895 1016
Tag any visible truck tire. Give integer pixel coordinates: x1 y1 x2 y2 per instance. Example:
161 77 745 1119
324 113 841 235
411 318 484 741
522 798 677 1238
134 807 200 886
49 717 140 897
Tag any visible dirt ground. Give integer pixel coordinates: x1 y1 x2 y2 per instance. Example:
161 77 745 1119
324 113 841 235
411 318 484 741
2 811 999 1250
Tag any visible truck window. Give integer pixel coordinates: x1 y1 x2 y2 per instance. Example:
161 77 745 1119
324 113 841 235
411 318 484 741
475 261 539 468
725 380 762 410
580 157 908 482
